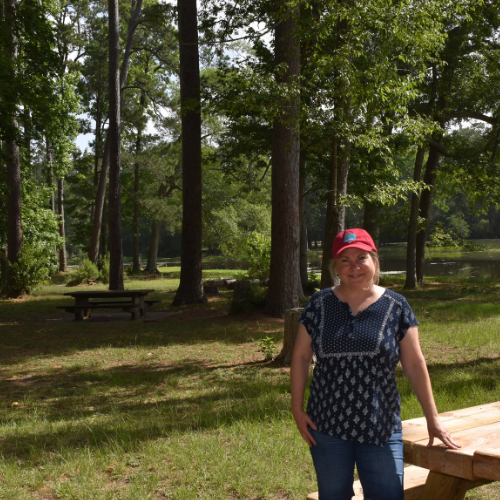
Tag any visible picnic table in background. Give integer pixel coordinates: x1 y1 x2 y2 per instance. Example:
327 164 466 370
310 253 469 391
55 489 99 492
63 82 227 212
57 289 159 321
403 400 500 499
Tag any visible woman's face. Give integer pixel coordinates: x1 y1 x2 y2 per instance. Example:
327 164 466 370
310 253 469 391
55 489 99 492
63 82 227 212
336 248 376 290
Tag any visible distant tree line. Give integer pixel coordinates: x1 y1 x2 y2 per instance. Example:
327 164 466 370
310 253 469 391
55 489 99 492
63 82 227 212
2 0 500 315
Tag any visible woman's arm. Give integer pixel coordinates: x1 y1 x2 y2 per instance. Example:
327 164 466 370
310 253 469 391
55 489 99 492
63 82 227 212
400 326 460 449
290 323 317 446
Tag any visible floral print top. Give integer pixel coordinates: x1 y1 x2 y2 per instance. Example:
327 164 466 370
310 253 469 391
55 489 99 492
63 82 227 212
299 288 418 446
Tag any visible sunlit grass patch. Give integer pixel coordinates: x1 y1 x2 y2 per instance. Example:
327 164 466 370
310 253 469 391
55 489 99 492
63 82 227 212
1 277 500 498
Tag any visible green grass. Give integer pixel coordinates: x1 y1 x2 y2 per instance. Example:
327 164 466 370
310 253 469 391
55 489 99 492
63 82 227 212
1 274 500 499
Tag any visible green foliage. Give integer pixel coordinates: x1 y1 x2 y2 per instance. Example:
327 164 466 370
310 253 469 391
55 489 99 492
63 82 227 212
2 244 54 296
66 258 99 286
98 254 110 284
230 282 268 314
256 336 276 361
1 183 63 296
304 271 321 296
243 232 271 280
428 222 461 248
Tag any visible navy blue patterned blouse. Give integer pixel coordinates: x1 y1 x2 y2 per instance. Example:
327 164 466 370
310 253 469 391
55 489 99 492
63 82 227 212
299 287 419 447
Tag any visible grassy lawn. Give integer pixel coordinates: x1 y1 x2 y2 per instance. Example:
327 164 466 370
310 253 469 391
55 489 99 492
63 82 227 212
1 272 500 499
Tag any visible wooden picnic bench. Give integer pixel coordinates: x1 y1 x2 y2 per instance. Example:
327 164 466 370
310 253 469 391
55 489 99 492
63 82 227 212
57 289 159 321
307 401 500 499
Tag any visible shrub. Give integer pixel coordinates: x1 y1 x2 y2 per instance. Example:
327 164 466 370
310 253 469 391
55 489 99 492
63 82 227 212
256 336 276 361
303 271 321 296
98 254 110 284
66 258 99 286
230 281 268 314
2 245 54 296
243 232 271 280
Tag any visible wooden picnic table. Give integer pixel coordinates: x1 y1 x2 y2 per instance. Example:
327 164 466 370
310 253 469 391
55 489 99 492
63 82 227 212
59 289 158 321
403 400 500 499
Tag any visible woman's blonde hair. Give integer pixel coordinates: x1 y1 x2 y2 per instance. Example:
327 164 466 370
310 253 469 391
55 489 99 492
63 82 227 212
329 250 380 285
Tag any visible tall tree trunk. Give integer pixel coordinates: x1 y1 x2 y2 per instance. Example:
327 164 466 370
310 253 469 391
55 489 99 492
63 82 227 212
90 78 102 227
488 204 496 238
171 0 206 305
101 198 108 256
320 136 350 289
46 139 55 213
132 136 141 273
404 145 426 289
416 138 442 283
363 202 380 247
58 178 67 272
299 162 308 289
24 108 31 166
144 220 161 273
132 92 145 274
5 0 22 294
1 248 8 290
362 158 381 247
107 0 124 290
266 0 301 318
88 0 144 264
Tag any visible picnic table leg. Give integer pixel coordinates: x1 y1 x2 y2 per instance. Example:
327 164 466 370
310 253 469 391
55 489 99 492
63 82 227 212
133 296 146 317
74 298 91 321
129 296 144 320
419 471 491 500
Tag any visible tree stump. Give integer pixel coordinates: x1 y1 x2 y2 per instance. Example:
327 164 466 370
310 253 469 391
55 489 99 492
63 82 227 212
233 280 253 300
274 307 304 366
203 285 220 296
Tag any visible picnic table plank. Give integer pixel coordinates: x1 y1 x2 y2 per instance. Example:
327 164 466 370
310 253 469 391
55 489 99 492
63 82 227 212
402 406 500 443
407 421 500 480
473 448 500 481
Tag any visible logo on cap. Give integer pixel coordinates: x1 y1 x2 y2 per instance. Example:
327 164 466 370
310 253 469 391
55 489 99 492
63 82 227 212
344 232 356 243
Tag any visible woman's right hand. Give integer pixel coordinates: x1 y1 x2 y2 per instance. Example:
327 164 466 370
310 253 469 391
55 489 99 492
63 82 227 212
292 408 318 447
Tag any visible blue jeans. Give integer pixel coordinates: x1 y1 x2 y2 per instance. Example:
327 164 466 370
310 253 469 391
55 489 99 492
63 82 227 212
309 429 404 500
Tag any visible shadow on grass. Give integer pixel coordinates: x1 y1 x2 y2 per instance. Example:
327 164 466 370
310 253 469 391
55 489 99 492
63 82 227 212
397 356 500 401
0 359 291 464
0 305 284 366
406 300 500 324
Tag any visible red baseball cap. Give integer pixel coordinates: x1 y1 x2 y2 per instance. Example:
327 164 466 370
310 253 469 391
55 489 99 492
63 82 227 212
332 228 377 259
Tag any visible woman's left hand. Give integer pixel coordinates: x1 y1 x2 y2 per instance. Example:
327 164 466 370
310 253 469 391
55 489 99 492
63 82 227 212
426 417 461 449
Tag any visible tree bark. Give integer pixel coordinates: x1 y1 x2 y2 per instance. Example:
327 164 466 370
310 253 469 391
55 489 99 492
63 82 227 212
107 0 124 290
274 307 304 366
90 76 102 227
266 0 301 318
101 198 108 256
46 139 55 213
362 157 381 247
4 0 22 294
88 0 144 264
299 159 308 290
404 145 426 289
416 138 442 283
320 136 350 289
171 0 206 305
1 248 8 290
144 220 161 274
132 129 142 273
363 202 380 247
57 178 67 272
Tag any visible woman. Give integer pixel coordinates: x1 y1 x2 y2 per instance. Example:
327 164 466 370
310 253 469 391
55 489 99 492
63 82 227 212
290 228 460 500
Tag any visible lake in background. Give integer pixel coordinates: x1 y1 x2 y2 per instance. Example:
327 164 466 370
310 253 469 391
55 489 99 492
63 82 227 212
189 253 500 280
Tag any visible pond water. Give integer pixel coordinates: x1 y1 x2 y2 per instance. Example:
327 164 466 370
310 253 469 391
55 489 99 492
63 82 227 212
307 253 500 280
182 254 500 280
379 256 500 280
